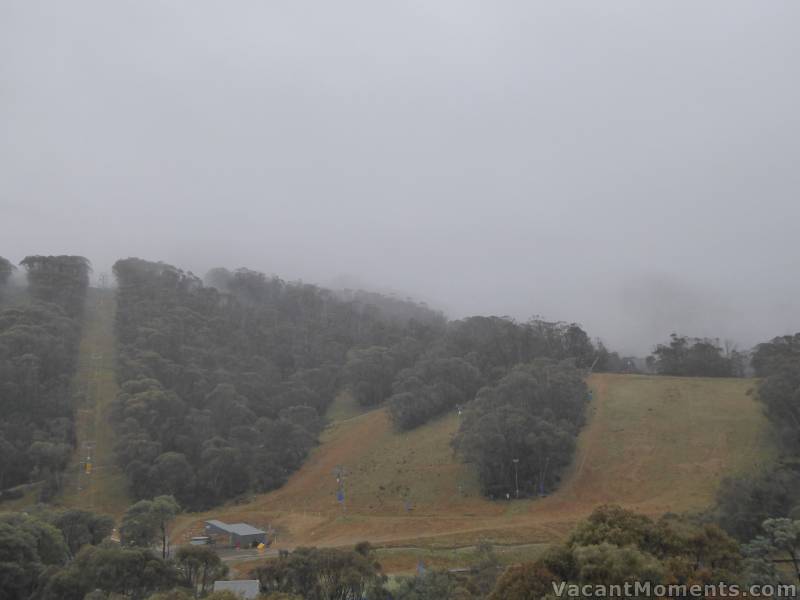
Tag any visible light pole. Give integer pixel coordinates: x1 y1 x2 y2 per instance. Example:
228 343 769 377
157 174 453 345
512 458 520 499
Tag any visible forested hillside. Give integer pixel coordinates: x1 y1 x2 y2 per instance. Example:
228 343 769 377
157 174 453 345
0 255 90 500
111 258 608 508
715 333 800 539
454 360 588 497
110 259 445 509
648 333 747 377
387 317 596 431
0 256 15 295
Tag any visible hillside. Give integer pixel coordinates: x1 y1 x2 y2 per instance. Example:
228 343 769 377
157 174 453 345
58 287 129 516
175 373 776 557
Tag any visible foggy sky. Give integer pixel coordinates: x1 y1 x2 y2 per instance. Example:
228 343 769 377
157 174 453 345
2 1 799 354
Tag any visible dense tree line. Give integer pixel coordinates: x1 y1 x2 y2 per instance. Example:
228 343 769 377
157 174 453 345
752 333 800 451
752 333 800 377
388 356 483 429
0 256 15 300
716 467 800 541
0 255 90 500
489 505 747 600
0 506 113 600
0 510 71 600
111 259 443 509
253 542 387 599
714 332 800 541
648 334 746 377
0 503 232 600
343 346 402 408
252 540 501 600
444 317 596 378
387 317 598 431
18 256 90 319
333 288 446 330
454 360 588 497
113 258 625 506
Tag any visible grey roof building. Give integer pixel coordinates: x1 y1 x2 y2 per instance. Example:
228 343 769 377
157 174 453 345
204 520 267 547
213 579 260 598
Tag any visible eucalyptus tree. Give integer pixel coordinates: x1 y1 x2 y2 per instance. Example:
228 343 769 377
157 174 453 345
20 255 91 318
454 360 588 497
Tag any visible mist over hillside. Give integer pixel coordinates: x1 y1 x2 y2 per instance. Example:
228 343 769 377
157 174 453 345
3 2 800 354
3 3 800 598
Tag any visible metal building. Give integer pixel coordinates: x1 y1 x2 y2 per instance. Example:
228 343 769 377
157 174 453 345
204 520 267 548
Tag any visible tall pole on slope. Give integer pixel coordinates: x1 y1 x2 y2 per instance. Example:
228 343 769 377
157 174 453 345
512 458 520 499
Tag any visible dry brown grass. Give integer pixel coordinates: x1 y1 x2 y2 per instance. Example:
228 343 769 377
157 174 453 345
174 373 775 554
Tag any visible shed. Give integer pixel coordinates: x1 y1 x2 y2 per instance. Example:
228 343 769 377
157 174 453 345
205 520 267 548
213 580 260 598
